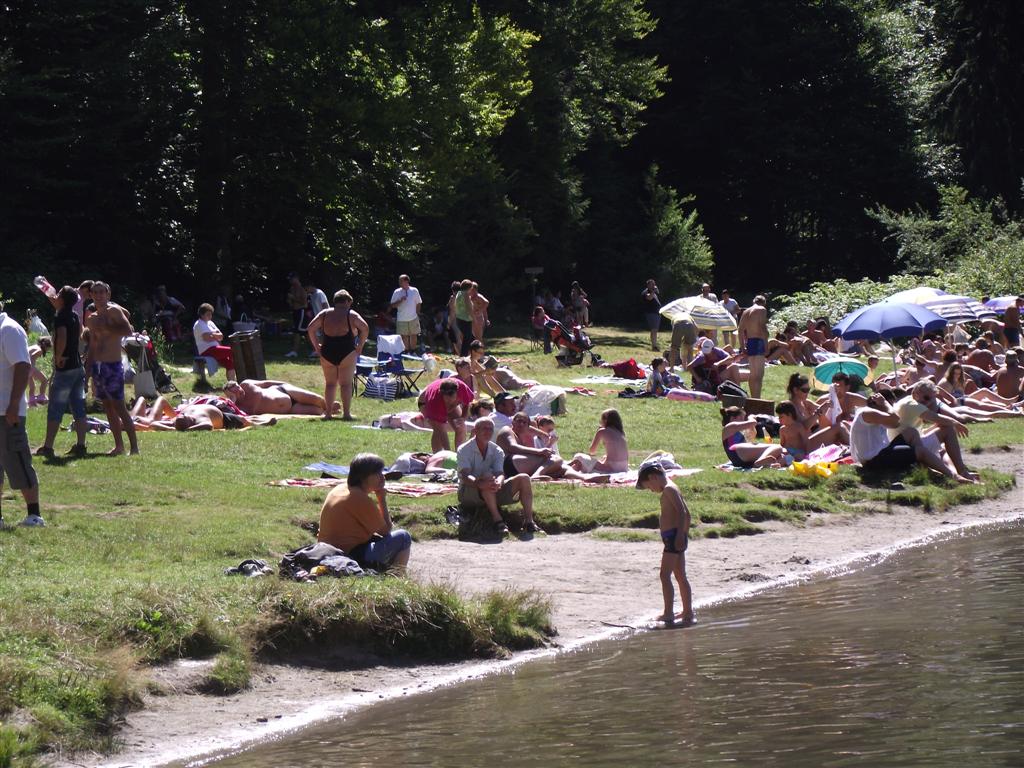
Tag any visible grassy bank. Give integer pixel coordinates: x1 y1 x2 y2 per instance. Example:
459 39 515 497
0 323 1017 759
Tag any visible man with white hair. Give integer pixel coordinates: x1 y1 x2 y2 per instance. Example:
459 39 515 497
456 417 541 536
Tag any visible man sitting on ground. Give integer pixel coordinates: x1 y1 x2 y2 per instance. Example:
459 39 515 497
994 350 1024 400
317 453 411 572
457 417 541 536
224 379 328 415
491 391 519 428
849 387 977 484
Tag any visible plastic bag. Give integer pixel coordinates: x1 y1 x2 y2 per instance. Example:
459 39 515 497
28 311 49 337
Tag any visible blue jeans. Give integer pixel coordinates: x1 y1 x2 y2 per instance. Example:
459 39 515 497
353 529 412 568
47 367 87 422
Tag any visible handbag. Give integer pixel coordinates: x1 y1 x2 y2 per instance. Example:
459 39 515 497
363 374 400 401
233 313 258 333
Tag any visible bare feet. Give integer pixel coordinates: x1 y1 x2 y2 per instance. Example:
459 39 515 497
583 473 611 484
341 414 356 421
129 448 140 456
322 413 333 421
107 447 124 457
675 612 695 625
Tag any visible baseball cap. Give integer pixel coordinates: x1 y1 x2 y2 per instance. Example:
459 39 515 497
481 355 499 370
635 460 666 489
494 391 516 404
699 338 714 354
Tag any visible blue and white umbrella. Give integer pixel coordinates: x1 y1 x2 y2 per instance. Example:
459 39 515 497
885 287 995 323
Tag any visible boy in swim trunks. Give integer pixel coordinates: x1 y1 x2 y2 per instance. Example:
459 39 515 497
636 462 693 627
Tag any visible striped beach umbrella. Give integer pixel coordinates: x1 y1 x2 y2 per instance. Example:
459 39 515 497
884 287 995 323
660 296 738 331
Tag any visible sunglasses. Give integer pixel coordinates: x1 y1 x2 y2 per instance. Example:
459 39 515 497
799 386 810 393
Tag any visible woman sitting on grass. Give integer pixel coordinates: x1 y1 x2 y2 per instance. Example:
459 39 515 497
454 357 478 393
786 373 831 431
721 406 786 468
570 408 629 473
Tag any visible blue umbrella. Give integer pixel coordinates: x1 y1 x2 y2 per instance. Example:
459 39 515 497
833 301 946 340
984 295 1018 312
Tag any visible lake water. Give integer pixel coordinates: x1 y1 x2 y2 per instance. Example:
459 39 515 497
207 521 1024 767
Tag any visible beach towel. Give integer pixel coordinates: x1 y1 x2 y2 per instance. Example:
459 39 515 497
272 478 459 496
303 462 350 474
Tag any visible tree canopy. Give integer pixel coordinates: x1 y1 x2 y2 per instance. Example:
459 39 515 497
1 0 1020 319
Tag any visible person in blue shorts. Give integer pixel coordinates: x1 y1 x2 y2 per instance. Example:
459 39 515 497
636 462 693 627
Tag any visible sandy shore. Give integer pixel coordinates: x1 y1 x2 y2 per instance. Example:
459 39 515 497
65 448 1022 768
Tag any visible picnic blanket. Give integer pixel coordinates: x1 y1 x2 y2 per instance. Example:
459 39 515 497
272 478 460 496
571 375 645 387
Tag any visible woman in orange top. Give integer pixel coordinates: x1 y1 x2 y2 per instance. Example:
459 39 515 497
317 454 411 572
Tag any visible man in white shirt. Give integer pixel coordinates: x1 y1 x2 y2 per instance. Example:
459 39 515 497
456 418 540 536
850 387 976 483
390 274 422 352
0 303 44 528
491 391 518 428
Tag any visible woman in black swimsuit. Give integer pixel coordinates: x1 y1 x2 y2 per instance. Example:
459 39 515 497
307 289 369 420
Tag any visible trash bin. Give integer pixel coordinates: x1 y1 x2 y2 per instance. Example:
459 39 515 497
229 330 266 381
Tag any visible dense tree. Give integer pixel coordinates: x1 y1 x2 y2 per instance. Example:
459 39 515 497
931 0 1024 212
637 0 930 290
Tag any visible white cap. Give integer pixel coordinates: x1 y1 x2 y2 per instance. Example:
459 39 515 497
700 339 714 353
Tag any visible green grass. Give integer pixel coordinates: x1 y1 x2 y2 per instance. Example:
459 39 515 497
0 323 1017 756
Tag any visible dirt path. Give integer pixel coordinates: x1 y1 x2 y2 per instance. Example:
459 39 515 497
69 449 1022 768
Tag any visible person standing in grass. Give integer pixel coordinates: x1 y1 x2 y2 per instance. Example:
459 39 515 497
641 278 661 351
0 300 44 528
636 462 692 626
85 282 139 456
36 286 88 458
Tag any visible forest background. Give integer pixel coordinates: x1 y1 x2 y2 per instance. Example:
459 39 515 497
1 0 1022 321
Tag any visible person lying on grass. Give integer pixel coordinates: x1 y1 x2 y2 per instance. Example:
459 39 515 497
936 363 1022 421
720 405 786 469
317 452 411 573
849 388 978 484
131 396 250 431
457 417 542 537
479 355 539 394
636 462 693 627
570 408 629 473
223 379 330 416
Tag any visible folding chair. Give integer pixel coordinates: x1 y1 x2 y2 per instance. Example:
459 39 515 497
373 334 424 395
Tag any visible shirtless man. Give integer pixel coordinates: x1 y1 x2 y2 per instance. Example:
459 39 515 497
131 396 250 431
224 379 328 416
85 282 139 455
965 339 997 373
994 351 1024 400
1003 297 1021 347
738 295 768 398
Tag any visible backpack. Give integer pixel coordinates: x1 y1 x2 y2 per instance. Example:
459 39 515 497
716 380 748 401
610 358 645 380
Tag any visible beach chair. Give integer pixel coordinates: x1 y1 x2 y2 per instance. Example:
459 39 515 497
373 334 425 394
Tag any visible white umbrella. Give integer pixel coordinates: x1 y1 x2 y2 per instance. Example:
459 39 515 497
660 296 738 331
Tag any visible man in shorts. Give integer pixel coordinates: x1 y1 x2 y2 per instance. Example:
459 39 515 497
669 317 698 368
457 417 541 536
85 282 139 455
738 294 768 398
0 302 44 528
1003 296 1021 347
390 274 422 352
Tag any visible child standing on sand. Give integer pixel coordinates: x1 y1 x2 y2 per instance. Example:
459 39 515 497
636 461 693 626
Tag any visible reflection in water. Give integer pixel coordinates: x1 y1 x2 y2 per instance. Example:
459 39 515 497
209 523 1024 768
